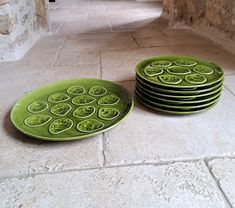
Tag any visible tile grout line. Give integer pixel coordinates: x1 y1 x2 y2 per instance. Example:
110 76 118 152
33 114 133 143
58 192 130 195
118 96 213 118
224 85 235 97
129 32 140 48
99 48 106 167
52 35 67 66
3 156 235 181
202 160 233 208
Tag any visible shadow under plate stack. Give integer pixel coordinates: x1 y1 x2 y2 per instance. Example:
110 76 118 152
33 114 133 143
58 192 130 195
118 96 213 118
135 56 224 115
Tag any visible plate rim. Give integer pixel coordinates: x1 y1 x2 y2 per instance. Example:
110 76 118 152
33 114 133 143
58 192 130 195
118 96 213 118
136 55 224 89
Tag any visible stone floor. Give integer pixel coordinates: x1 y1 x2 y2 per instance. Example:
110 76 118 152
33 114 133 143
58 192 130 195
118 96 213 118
1 0 235 207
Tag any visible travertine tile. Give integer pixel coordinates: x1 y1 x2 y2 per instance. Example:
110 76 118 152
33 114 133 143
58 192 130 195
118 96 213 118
68 32 131 40
59 22 111 35
160 29 197 37
224 75 235 94
54 50 100 66
62 37 137 51
131 29 165 39
209 158 235 207
0 161 228 208
104 81 235 165
135 36 212 48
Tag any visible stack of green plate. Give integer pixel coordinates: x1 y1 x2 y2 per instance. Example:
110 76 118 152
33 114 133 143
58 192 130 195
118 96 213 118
135 56 224 115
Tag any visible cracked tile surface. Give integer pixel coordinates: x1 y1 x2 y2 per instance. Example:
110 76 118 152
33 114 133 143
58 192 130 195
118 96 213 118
209 159 235 207
0 161 229 208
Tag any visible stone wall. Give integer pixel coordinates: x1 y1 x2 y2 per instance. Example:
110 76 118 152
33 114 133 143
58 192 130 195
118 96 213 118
0 0 49 62
163 0 235 55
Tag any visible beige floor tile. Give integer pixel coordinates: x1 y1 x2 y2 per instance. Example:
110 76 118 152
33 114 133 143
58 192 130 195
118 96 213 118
104 81 235 165
224 75 235 94
68 32 131 40
62 37 137 51
209 158 235 207
0 161 228 208
59 22 111 35
135 36 212 48
131 28 165 39
54 50 100 66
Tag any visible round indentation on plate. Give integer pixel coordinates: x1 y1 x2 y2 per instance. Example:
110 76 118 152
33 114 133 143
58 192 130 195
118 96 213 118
51 103 72 116
98 95 120 105
27 100 48 113
193 65 213 74
144 65 164 77
72 95 96 105
185 74 207 84
150 60 172 67
49 118 73 134
215 66 223 74
174 59 197 67
77 119 105 133
24 115 52 127
98 107 120 120
166 66 191 75
73 106 96 119
48 93 70 103
67 86 85 95
89 86 107 96
158 74 182 85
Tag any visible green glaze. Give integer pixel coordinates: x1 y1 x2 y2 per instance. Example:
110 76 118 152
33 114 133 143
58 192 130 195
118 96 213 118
136 84 221 105
159 74 182 85
89 86 107 96
185 74 207 84
73 106 96 119
51 103 72 116
136 78 223 100
136 75 223 95
67 86 86 95
150 60 172 67
27 101 48 113
136 56 224 89
144 66 164 77
136 95 219 115
77 119 105 133
48 93 70 103
174 59 197 67
98 95 120 105
49 118 73 134
24 115 52 127
11 79 134 141
166 66 191 75
72 95 96 105
193 65 213 75
98 108 120 120
135 88 220 111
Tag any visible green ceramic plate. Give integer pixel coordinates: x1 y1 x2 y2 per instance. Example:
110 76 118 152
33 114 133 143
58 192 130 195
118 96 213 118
136 56 224 89
11 79 134 141
136 75 223 95
136 79 223 100
136 84 221 105
136 94 219 115
135 88 220 110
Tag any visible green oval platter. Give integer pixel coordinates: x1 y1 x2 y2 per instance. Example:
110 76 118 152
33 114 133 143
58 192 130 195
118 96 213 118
11 79 134 141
